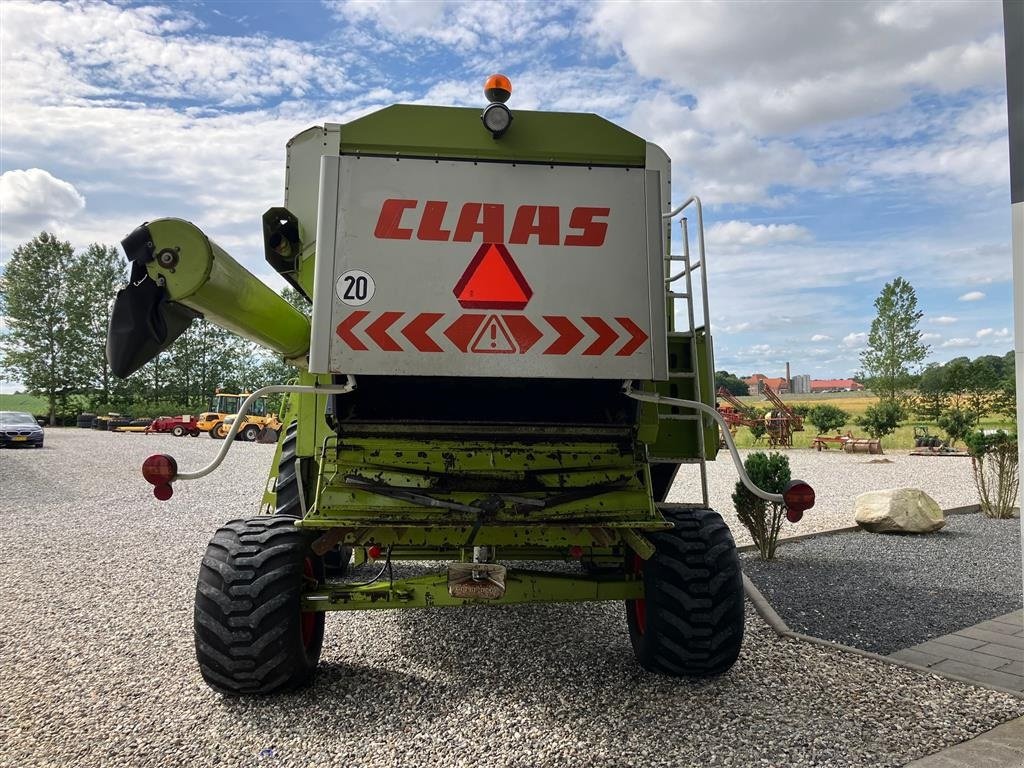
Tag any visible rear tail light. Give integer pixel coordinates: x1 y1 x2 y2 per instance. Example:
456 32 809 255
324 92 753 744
783 479 815 522
782 481 815 524
142 454 177 501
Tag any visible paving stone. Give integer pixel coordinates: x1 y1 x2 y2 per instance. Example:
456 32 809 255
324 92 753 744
991 613 1024 629
914 642 1012 670
975 619 1024 636
960 627 1024 651
906 717 1024 767
891 648 946 667
995 659 1024 677
932 659 1024 691
930 634 988 651
974 643 1024 663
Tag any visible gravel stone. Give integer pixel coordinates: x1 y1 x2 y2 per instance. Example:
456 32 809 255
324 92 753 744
1 430 1022 768
742 513 1023 654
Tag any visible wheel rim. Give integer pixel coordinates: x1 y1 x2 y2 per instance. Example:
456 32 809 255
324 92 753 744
300 557 316 650
631 554 647 635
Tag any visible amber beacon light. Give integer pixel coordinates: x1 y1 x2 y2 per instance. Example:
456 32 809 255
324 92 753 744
481 73 513 138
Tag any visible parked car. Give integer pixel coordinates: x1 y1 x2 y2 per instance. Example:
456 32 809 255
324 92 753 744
0 411 44 448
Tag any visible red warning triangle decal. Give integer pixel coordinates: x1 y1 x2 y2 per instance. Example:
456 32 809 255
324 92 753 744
454 243 532 310
470 315 516 354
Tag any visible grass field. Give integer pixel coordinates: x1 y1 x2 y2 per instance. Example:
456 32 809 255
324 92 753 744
726 392 1015 451
0 393 49 414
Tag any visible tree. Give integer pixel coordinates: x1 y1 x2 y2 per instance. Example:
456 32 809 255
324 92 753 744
68 243 125 407
856 399 905 439
0 233 90 423
936 406 980 449
859 276 929 402
715 370 749 396
731 452 792 560
807 404 849 434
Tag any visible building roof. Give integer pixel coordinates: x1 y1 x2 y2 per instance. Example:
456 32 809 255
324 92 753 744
810 379 863 389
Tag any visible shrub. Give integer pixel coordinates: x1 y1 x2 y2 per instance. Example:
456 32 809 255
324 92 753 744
732 452 792 560
964 430 1019 519
935 406 980 449
856 399 905 439
807 404 849 434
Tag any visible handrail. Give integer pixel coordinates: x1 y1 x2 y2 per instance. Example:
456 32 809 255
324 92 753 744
623 386 784 504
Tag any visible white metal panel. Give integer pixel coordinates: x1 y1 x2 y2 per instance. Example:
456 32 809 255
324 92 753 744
310 155 667 379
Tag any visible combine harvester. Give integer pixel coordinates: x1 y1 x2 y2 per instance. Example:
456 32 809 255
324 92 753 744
105 75 814 695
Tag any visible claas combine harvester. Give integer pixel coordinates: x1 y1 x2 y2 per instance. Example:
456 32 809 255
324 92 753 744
106 75 814 695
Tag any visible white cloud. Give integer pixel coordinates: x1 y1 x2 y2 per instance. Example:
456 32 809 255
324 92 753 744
976 328 994 338
959 291 986 301
931 316 958 325
722 322 752 333
921 332 942 341
942 337 978 348
995 328 1011 338
842 332 867 348
707 220 812 249
811 334 831 341
0 2 347 108
0 169 86 239
588 1 1003 135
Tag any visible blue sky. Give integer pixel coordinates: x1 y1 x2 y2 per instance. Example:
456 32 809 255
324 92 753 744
0 0 1014 384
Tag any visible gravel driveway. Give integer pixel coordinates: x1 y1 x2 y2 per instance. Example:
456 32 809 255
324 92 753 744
1 430 1021 768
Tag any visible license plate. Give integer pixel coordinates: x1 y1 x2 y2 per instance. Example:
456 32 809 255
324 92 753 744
13 436 27 441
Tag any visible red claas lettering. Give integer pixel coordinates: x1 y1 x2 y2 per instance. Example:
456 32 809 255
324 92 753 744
373 200 609 246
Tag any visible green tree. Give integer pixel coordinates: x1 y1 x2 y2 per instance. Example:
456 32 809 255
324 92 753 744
859 276 929 402
807 404 849 434
856 399 905 439
68 243 125 407
715 370 749 396
936 406 980 449
0 233 89 423
732 452 792 560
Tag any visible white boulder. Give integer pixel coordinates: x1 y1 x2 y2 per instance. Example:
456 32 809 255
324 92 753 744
854 488 946 534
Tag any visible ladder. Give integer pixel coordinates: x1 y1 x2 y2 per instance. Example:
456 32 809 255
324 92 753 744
659 196 715 508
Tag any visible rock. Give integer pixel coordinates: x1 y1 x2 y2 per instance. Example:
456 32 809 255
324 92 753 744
854 488 946 533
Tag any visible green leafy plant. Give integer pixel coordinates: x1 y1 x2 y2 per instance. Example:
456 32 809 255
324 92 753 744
732 452 792 560
856 399 905 439
936 406 980 449
807 404 849 434
964 430 1019 519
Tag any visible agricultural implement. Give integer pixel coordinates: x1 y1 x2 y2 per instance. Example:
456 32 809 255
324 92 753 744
106 75 814 695
812 432 883 454
148 415 201 437
760 383 803 447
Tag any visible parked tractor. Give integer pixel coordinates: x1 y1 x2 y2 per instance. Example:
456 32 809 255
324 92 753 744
106 74 814 695
197 391 280 441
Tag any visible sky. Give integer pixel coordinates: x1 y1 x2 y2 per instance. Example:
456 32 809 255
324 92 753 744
0 0 1015 385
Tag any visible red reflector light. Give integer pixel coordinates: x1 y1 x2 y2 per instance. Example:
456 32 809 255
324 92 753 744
568 545 584 559
142 454 177 486
153 483 173 501
453 243 532 310
783 479 815 522
367 545 382 560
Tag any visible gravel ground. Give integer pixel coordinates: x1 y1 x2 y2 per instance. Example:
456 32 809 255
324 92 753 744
742 514 1023 654
2 429 1023 768
667 448 978 545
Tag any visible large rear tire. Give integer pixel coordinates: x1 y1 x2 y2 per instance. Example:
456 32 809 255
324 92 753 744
626 507 744 677
194 516 324 695
241 424 260 442
275 423 352 576
172 425 186 437
209 422 227 440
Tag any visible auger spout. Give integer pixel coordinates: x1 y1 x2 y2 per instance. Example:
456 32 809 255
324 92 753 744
107 218 310 377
